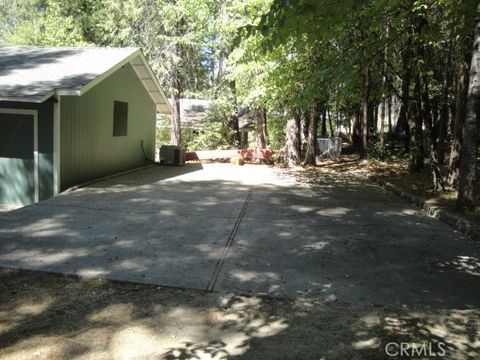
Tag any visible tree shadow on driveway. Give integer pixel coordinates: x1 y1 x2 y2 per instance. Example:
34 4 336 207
0 163 479 358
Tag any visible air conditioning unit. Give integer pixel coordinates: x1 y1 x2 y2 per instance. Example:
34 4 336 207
159 145 185 166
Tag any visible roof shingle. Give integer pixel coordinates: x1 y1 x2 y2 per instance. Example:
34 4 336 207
0 46 139 101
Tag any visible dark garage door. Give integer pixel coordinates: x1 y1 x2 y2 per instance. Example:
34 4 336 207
0 111 36 206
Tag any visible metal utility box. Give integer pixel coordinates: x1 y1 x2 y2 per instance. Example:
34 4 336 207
159 145 185 166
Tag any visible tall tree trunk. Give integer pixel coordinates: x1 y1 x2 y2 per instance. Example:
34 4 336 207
256 107 269 149
217 48 227 81
381 24 388 144
335 95 341 136
218 45 240 148
170 54 182 146
301 109 309 154
387 96 392 135
422 73 444 190
228 79 241 147
396 44 412 154
413 22 444 188
457 20 480 210
304 105 319 166
437 41 453 165
448 41 471 188
409 70 425 172
320 108 327 137
285 108 301 167
361 66 371 157
352 111 361 147
380 100 386 144
370 101 377 131
327 107 334 137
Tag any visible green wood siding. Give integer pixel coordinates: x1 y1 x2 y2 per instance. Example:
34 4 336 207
0 101 54 205
60 63 156 190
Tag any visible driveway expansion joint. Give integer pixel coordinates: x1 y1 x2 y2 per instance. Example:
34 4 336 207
206 187 254 292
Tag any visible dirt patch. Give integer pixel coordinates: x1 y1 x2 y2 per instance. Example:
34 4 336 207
0 268 478 359
291 155 480 227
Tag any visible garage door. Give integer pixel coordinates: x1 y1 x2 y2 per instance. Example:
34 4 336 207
0 109 38 206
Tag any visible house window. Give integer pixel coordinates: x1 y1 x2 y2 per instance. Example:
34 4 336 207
113 101 128 136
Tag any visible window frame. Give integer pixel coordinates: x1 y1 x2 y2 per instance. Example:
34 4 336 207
113 101 128 137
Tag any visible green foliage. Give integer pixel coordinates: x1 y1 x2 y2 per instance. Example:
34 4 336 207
188 97 237 150
130 0 218 96
156 116 171 146
188 121 235 150
0 0 37 44
367 130 391 160
266 112 286 150
4 1 88 46
2 0 477 171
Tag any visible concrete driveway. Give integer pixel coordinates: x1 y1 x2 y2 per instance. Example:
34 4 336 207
0 163 479 307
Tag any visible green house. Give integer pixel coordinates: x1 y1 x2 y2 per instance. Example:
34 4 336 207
0 46 172 206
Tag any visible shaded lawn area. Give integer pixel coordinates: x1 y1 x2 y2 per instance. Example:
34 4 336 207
0 268 479 360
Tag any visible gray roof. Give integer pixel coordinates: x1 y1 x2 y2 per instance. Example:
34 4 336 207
157 98 254 131
171 98 211 129
0 45 172 113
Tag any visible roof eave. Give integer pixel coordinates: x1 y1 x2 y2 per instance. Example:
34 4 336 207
77 48 141 97
136 51 173 115
0 91 55 103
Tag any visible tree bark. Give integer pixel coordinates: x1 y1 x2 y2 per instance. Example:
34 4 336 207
457 19 480 210
422 73 444 190
335 95 341 136
360 66 371 157
395 44 412 154
285 108 301 167
387 96 392 135
327 107 334 137
352 111 361 147
408 70 425 173
370 101 377 131
300 109 309 154
228 79 241 147
218 45 240 148
170 52 182 146
448 41 471 188
320 108 327 137
304 105 319 166
256 107 269 149
437 41 453 165
380 100 386 144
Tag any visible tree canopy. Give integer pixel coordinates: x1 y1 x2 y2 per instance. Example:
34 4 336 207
1 0 479 208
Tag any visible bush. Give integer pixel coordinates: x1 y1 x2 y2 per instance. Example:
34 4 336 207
156 116 171 146
367 130 392 160
267 113 286 150
188 97 238 150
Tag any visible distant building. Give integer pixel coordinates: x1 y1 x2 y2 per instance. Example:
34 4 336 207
157 98 254 148
157 98 211 129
